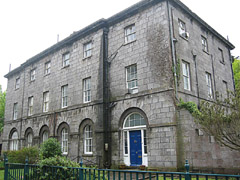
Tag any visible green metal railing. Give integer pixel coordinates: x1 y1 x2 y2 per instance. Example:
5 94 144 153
4 157 240 180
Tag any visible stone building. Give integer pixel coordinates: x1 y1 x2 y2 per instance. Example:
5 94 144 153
3 0 240 173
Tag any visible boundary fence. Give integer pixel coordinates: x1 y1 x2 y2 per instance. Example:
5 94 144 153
4 157 240 180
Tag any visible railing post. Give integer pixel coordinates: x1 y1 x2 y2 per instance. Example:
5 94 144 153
79 157 83 180
4 155 8 180
185 160 190 180
24 157 29 180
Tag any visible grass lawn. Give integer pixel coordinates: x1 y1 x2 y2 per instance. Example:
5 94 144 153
0 170 4 180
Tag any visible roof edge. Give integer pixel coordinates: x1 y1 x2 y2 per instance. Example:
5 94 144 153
171 0 235 50
4 18 107 78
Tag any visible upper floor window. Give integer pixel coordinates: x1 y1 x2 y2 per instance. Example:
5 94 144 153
83 42 92 58
182 61 191 91
30 69 36 81
178 19 189 39
61 128 68 154
124 24 136 44
201 36 208 53
45 61 51 75
62 52 70 67
83 77 91 103
219 48 224 63
43 91 49 112
84 125 93 154
61 85 68 108
15 77 20 89
13 103 18 120
28 96 33 116
126 64 138 94
206 72 213 98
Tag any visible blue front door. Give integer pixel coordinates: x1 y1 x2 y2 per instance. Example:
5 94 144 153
130 130 142 166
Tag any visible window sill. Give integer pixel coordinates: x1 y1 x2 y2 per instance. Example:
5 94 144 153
62 64 70 69
202 50 210 55
44 73 51 77
83 55 92 60
220 61 225 65
124 39 136 46
30 79 35 83
83 101 91 104
179 34 189 41
61 106 68 109
82 154 93 157
15 88 19 91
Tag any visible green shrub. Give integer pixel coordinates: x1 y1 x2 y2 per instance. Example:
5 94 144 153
32 156 80 180
4 146 39 164
40 138 62 159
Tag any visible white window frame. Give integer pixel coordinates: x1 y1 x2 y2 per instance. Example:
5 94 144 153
10 131 18 151
15 77 20 89
126 64 138 94
62 52 70 67
83 78 91 103
42 131 48 143
43 91 49 112
206 72 213 98
201 36 208 52
61 128 68 155
27 133 33 147
83 42 92 58
178 19 188 38
45 61 51 75
124 24 136 44
84 125 93 154
182 61 191 91
28 96 33 116
13 103 18 120
30 69 36 81
61 85 68 108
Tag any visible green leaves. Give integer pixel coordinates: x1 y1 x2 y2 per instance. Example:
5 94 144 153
40 138 62 159
0 85 5 132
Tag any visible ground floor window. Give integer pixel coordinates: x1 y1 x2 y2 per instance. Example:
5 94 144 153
10 131 18 150
84 125 93 154
42 131 48 143
61 128 68 154
27 133 33 147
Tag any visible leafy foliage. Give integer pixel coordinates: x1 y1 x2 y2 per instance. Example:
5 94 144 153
40 138 62 159
4 146 39 164
233 58 240 90
0 85 6 132
178 93 240 151
177 99 200 116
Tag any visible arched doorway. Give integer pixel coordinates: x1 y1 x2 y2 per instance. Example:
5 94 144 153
123 113 148 166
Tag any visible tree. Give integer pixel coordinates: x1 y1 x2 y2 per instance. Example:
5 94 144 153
232 58 240 90
0 85 6 132
178 57 240 151
194 92 240 151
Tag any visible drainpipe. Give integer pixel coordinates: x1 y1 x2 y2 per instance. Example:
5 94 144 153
192 51 200 106
20 68 26 148
167 1 178 100
102 26 111 168
211 54 216 99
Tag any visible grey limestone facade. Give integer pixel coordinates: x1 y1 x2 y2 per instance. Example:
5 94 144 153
3 0 240 173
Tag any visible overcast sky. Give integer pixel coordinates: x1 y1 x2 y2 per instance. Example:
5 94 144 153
0 0 239 91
